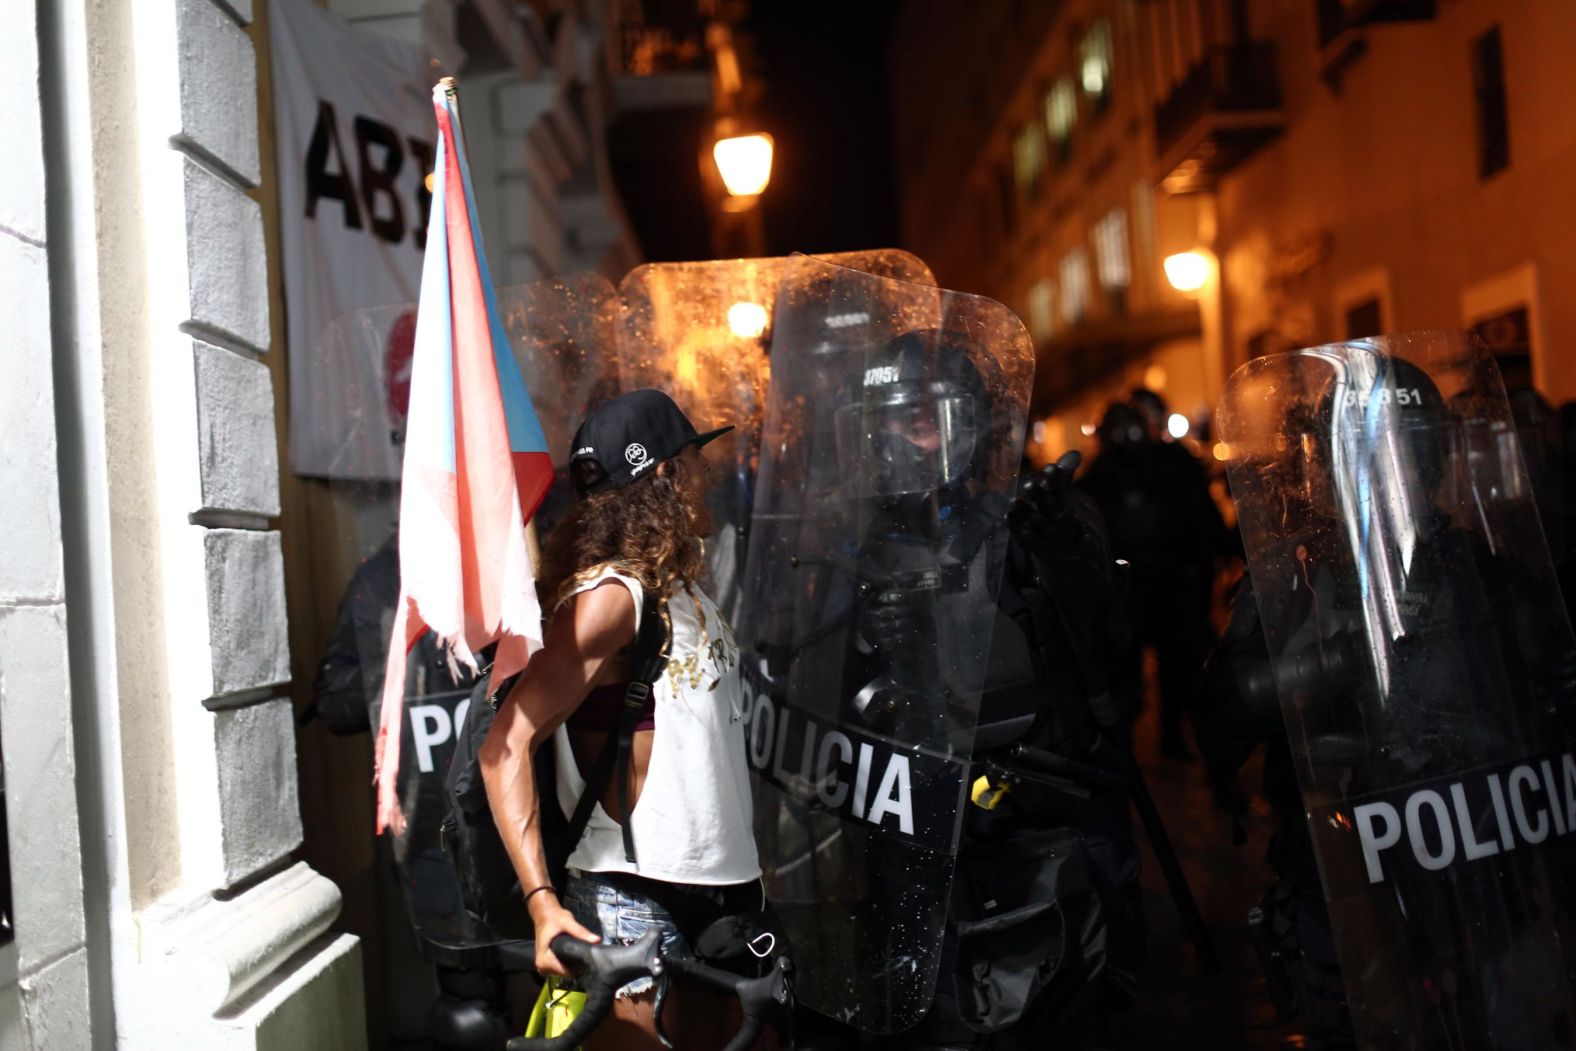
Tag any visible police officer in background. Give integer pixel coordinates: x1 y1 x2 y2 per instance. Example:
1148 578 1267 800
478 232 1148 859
309 531 504 1045
1079 396 1229 757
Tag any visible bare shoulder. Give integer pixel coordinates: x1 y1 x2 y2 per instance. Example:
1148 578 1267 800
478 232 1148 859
553 579 638 660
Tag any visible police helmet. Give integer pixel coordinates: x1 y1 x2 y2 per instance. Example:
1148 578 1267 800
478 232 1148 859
1314 351 1454 517
1097 402 1147 451
836 330 990 497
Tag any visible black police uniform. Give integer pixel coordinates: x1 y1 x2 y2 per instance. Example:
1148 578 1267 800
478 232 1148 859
1198 360 1576 1050
801 332 1144 1049
1079 403 1229 755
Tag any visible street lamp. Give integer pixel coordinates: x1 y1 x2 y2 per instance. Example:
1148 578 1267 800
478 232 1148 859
1163 250 1212 294
713 133 774 198
727 301 768 339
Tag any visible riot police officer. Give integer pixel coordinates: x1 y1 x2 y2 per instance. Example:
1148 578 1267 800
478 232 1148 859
783 330 1145 1049
1079 397 1228 757
1202 335 1576 1049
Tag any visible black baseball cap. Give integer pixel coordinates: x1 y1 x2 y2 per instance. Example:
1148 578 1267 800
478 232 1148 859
569 389 733 493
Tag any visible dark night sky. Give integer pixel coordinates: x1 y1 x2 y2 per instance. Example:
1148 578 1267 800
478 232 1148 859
609 4 901 262
746 3 901 257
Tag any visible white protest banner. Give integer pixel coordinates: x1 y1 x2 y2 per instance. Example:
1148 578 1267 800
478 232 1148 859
272 0 439 479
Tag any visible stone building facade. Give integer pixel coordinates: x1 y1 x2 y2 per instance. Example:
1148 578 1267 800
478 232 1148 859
889 0 1218 462
891 0 1576 458
2 0 646 1046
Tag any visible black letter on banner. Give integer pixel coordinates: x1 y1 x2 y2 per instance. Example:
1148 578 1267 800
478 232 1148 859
304 100 362 229
409 137 434 251
354 116 406 245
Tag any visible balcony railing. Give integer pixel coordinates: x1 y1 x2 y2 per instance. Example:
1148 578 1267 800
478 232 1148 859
1318 0 1438 51
1153 42 1284 194
1032 305 1202 412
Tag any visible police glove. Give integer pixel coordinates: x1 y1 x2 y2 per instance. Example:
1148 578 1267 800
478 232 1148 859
1008 450 1084 555
1010 451 1122 621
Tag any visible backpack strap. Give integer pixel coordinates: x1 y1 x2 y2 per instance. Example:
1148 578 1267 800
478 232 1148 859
557 587 668 869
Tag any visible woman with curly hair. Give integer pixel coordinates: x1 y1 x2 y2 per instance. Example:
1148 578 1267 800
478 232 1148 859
479 389 760 1050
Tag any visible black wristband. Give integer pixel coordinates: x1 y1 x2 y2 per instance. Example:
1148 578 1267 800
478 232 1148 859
524 884 557 907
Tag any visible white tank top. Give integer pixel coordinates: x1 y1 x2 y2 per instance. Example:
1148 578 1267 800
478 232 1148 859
553 567 761 884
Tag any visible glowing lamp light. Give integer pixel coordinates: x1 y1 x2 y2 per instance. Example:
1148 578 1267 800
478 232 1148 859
1213 442 1231 462
1164 251 1211 293
1167 413 1191 439
727 301 768 339
1080 423 1097 437
1081 58 1107 97
713 133 774 197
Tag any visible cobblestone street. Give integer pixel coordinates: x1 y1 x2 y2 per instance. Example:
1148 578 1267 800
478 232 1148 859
1126 676 1307 1050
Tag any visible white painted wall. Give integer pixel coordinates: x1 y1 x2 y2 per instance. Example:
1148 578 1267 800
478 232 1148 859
0 0 92 1045
29 0 366 1044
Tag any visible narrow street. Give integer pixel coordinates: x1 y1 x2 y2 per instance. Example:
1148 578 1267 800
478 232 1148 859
1127 666 1305 1049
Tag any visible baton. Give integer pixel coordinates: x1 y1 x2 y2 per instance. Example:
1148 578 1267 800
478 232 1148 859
1111 722 1220 973
1007 741 1126 790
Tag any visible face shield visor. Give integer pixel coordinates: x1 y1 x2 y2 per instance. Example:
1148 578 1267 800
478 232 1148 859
1446 416 1529 507
835 384 977 497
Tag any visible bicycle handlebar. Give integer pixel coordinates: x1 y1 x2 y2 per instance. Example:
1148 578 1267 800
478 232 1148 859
659 952 793 1051
504 930 658 1051
505 930 791 1051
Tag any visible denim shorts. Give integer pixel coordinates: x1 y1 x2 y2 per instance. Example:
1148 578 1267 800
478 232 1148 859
561 870 764 999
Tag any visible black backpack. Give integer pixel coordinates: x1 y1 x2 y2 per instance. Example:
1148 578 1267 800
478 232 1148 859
441 588 668 932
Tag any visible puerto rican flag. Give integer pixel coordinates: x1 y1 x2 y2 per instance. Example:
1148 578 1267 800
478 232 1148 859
374 79 552 833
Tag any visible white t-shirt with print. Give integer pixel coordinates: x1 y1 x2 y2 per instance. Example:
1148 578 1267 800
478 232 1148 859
553 567 761 884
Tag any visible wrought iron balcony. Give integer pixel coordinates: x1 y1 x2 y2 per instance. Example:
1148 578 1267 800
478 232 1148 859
1318 0 1438 51
1317 0 1439 87
1032 305 1201 413
1153 42 1284 195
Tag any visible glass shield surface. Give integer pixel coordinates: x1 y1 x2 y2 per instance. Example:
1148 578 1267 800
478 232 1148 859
496 272 622 534
311 302 420 481
739 257 1032 1032
306 280 618 951
618 251 935 621
305 301 482 950
1218 331 1576 1048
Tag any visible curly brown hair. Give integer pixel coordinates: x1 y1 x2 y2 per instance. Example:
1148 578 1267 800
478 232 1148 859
536 453 706 618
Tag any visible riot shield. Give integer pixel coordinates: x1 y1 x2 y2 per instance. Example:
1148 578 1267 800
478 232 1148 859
304 253 935 957
496 272 621 535
618 251 934 621
739 256 1033 1033
311 303 419 480
303 283 619 952
1218 331 1576 1048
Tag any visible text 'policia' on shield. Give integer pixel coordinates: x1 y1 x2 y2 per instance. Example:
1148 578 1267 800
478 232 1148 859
1315 748 1576 885
741 663 967 852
